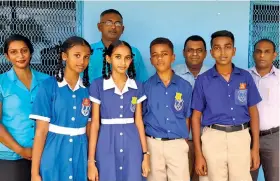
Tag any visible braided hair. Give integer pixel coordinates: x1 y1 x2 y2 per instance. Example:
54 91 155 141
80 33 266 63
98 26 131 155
102 40 136 80
54 36 93 87
102 47 111 80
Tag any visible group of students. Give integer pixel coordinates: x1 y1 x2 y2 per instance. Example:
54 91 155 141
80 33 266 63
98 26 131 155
0 8 279 181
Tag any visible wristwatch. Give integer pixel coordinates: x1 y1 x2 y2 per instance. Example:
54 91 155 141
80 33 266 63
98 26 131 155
143 151 150 155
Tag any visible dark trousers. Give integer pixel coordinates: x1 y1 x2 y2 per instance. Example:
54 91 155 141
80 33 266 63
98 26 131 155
251 131 279 181
0 159 31 181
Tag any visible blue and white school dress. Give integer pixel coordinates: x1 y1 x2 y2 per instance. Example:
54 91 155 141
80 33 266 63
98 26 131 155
29 77 91 181
89 76 147 181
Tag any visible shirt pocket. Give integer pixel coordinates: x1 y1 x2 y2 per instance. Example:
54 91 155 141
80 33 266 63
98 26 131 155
171 99 185 119
234 89 248 106
2 93 21 109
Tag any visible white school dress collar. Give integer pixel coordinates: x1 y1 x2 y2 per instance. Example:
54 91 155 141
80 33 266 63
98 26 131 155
103 76 137 95
57 77 86 91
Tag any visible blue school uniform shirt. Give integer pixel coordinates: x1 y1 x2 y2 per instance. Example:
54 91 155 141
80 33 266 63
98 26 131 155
29 77 91 181
191 64 262 126
0 68 49 160
88 40 149 83
143 73 192 139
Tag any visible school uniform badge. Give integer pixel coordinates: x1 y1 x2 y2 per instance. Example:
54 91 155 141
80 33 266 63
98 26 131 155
235 83 247 105
81 98 91 116
174 92 184 111
130 97 137 113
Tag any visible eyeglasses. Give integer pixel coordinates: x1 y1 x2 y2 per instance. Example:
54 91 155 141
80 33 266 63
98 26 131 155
100 20 123 27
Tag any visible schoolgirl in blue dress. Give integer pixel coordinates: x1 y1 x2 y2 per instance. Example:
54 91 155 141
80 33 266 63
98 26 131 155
88 40 150 181
29 36 92 181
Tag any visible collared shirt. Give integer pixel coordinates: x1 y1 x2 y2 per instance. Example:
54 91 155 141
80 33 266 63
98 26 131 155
89 76 146 119
249 66 280 130
0 68 49 160
30 77 91 124
143 73 192 139
173 63 210 139
88 40 149 83
192 64 262 126
173 63 210 88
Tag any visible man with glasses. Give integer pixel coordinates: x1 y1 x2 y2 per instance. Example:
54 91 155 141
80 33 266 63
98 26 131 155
173 35 209 181
88 9 148 82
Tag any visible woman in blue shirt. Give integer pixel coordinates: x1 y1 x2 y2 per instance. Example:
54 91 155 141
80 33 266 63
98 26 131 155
0 34 49 181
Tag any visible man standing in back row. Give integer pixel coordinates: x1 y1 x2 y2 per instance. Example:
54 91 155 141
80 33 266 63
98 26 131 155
88 9 148 83
173 35 209 181
249 39 279 181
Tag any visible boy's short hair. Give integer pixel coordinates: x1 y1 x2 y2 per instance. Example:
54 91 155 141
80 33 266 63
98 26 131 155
210 30 235 47
150 37 174 53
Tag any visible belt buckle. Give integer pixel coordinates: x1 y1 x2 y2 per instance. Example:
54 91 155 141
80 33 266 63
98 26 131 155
155 137 162 141
225 126 233 132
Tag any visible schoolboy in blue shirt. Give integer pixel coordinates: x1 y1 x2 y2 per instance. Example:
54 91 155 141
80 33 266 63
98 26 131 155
192 30 261 181
143 37 192 181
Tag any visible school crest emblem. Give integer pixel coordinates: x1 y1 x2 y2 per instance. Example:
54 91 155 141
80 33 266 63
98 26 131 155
235 83 247 105
130 97 137 113
237 89 247 103
174 92 184 111
81 98 91 116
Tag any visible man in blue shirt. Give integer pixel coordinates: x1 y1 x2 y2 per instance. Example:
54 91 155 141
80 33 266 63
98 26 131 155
88 9 148 83
192 30 261 181
173 35 209 181
143 37 192 181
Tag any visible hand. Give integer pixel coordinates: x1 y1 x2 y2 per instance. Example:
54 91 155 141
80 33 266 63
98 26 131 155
195 154 207 176
18 147 32 160
88 162 99 181
142 154 150 177
250 149 260 171
31 174 42 181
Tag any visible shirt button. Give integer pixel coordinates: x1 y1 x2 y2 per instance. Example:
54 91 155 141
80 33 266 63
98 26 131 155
120 96 123 99
165 92 168 95
72 95 76 98
120 114 123 118
166 118 169 121
120 105 123 109
69 138 73 142
71 117 75 121
120 132 123 136
119 166 123 170
120 149 123 152
69 175 73 180
228 84 230 86
166 105 168 108
73 106 76 110
69 158 72 162
231 108 233 110
232 118 235 121
228 95 231 97
168 130 171 133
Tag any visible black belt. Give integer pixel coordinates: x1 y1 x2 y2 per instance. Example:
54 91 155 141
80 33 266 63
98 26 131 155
207 123 249 132
260 126 279 136
146 134 181 141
